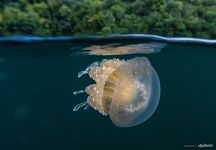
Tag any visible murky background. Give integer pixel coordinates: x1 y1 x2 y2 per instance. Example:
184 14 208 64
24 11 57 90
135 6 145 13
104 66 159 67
0 39 215 150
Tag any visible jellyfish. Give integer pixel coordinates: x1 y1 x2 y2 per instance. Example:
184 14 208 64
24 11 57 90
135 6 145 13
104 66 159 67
73 57 160 127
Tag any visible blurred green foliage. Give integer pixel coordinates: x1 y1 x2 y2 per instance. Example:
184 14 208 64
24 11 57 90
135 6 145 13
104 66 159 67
0 0 216 38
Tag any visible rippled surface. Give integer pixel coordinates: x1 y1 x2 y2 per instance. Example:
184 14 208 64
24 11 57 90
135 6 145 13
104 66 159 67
0 36 216 150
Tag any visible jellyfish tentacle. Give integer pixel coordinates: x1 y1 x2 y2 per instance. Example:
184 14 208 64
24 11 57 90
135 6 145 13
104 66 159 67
73 101 88 111
78 61 99 78
84 104 89 110
78 70 88 78
73 90 85 95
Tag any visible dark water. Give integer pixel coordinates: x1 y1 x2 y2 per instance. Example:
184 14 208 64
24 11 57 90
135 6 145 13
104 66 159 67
0 38 216 150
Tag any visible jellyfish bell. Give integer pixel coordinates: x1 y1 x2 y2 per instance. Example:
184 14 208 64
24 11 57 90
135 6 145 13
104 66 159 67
73 57 160 127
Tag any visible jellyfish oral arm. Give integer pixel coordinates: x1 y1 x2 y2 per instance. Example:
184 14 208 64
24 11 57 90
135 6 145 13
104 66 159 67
73 90 85 95
73 101 89 111
78 61 99 78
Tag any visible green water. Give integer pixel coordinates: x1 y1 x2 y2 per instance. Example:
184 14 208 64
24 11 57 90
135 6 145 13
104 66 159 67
0 41 215 150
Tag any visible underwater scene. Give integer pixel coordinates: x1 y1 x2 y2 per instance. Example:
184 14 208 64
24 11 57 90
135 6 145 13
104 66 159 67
0 35 215 150
1 0 216 149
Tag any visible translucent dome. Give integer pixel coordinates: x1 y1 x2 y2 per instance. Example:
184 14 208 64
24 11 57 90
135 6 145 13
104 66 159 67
73 57 160 127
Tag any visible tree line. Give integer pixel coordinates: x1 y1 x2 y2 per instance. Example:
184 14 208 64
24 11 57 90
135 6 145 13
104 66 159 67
0 0 216 38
